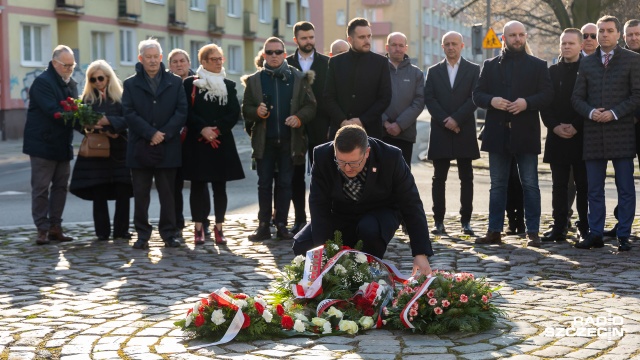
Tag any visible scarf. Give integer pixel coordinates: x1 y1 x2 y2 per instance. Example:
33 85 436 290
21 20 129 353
193 65 228 105
263 60 291 81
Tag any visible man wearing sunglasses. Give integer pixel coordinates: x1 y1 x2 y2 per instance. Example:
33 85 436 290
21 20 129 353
580 23 598 56
292 125 433 276
242 37 317 241
23 45 78 245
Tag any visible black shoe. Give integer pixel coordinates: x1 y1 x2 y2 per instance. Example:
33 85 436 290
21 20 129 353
276 223 294 240
603 224 618 238
132 239 149 249
97 235 110 241
577 226 589 240
541 229 566 242
431 222 446 235
249 222 271 241
113 232 133 240
204 226 212 239
542 228 554 237
507 221 526 235
291 222 307 235
461 223 475 236
618 237 631 252
575 234 604 249
164 237 182 248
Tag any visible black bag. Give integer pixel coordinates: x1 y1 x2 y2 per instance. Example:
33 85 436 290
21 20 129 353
134 139 164 167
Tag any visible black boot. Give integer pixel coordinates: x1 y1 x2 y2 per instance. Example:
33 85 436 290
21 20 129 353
618 237 631 252
542 228 566 242
276 223 294 240
249 222 272 241
602 223 618 238
575 234 604 249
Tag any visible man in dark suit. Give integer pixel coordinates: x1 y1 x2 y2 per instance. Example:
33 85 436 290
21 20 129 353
424 31 480 236
324 17 392 139
292 125 433 276
122 38 188 249
572 15 640 252
472 21 554 247
286 21 330 234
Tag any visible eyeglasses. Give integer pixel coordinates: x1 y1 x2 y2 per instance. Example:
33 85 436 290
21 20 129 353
264 49 285 56
89 76 106 83
334 152 367 169
54 59 76 69
207 57 224 63
583 33 597 39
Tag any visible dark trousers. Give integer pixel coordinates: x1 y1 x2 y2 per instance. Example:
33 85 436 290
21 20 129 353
382 137 414 168
93 183 131 238
585 158 636 238
291 163 307 224
431 158 474 223
549 162 588 231
131 167 177 241
257 139 293 224
506 160 524 228
174 167 185 230
293 207 402 258
190 180 227 224
30 156 70 231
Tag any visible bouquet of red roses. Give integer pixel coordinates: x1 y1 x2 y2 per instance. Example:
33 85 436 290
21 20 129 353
54 97 102 127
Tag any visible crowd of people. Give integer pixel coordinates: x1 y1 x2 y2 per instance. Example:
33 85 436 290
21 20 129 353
23 15 640 272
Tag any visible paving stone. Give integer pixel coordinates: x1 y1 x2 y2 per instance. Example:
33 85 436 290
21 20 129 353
565 348 602 359
531 345 575 357
452 343 497 354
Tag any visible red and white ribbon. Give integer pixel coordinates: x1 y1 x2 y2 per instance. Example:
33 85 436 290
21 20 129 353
187 287 246 349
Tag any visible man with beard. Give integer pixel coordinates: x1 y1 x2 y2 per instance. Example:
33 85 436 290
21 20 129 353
572 16 640 252
540 28 589 243
581 23 599 56
472 21 553 247
324 17 391 139
285 21 330 234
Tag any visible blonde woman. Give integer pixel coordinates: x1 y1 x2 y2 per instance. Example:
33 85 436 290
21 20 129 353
69 60 133 241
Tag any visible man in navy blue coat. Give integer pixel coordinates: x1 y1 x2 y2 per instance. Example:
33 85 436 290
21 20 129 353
23 45 78 245
122 38 188 249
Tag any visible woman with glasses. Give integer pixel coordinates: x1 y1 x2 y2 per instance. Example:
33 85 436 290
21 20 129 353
69 60 133 241
182 44 244 245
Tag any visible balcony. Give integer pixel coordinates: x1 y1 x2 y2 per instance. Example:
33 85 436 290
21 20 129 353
371 21 392 36
168 0 188 31
55 0 84 16
208 4 225 35
118 0 142 25
243 11 257 39
362 0 391 6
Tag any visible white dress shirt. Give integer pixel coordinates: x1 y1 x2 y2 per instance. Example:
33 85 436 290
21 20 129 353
446 58 460 88
298 51 314 72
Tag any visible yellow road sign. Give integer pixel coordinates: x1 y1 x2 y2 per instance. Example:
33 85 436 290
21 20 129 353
482 28 502 49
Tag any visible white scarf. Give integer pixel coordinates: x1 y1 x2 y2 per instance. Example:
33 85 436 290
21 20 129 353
193 65 228 105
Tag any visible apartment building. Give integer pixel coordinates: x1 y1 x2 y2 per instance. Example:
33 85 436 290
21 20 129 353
0 0 308 139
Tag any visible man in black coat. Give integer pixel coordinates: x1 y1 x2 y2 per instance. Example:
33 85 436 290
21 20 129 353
472 21 554 247
424 31 480 236
286 21 330 234
22 45 78 245
540 28 589 243
292 125 433 276
122 38 188 249
571 16 640 252
324 17 392 140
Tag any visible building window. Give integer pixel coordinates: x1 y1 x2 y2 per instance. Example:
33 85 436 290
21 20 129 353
300 0 310 21
227 45 242 73
258 0 271 23
336 9 345 26
169 35 184 51
145 0 165 4
286 2 297 26
91 32 115 63
120 29 137 65
149 36 166 53
21 24 50 67
190 41 206 70
190 0 206 11
227 0 241 17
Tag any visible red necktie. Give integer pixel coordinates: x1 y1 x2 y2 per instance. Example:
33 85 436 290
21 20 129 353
604 53 610 68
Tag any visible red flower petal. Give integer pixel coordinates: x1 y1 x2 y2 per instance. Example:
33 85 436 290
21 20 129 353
241 313 251 329
254 302 265 315
194 313 205 327
281 315 293 330
276 304 285 316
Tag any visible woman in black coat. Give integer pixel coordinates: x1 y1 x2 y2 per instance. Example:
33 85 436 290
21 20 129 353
69 60 133 240
183 44 244 245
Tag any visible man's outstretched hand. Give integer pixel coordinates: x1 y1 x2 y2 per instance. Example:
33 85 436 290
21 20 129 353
412 254 432 277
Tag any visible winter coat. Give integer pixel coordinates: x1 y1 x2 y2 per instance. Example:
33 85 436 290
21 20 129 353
242 65 317 166
425 57 480 160
69 92 133 201
182 76 245 182
571 46 640 160
23 62 78 161
122 62 187 168
382 55 425 144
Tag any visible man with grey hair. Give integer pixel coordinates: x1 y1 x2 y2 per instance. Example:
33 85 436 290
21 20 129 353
122 38 188 249
23 45 78 245
329 39 350 57
581 23 598 56
425 31 480 236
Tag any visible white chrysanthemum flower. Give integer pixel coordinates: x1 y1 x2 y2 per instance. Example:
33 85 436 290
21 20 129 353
293 319 306 333
334 264 347 275
322 321 332 334
185 314 193 327
292 255 305 266
295 313 309 322
330 243 339 250
234 299 248 309
211 309 226 325
262 309 273 323
354 253 368 263
254 296 267 307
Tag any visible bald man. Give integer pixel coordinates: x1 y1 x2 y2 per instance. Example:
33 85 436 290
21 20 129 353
472 20 553 247
330 39 350 57
580 23 598 56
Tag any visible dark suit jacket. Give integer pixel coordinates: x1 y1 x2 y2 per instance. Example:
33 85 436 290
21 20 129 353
324 49 392 139
473 52 553 155
309 138 433 257
287 49 330 147
424 57 481 160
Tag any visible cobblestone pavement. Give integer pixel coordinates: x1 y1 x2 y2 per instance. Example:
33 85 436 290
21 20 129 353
1 214 639 360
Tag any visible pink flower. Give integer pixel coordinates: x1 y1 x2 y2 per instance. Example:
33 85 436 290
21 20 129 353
442 299 450 308
428 298 437 306
434 307 443 315
482 295 489 303
409 308 418 317
392 299 398 307
382 307 389 316
426 289 435 298
455 276 463 282
460 294 468 303
411 302 419 310
405 287 413 294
